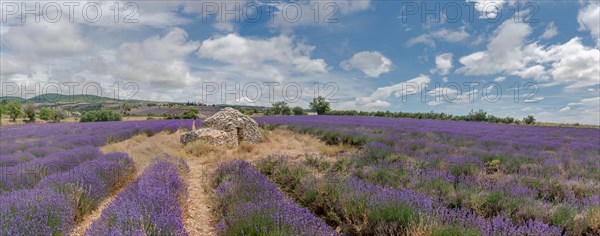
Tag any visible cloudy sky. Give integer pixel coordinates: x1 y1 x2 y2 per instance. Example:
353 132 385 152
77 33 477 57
1 0 599 124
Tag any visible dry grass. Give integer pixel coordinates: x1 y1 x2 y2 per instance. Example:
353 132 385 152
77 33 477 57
182 129 354 165
589 208 600 235
73 128 354 235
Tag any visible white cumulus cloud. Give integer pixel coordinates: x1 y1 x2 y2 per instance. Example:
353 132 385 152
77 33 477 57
340 51 392 78
433 53 453 75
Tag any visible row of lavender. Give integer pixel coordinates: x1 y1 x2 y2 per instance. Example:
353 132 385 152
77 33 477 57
85 154 189 235
254 116 600 235
0 120 192 194
213 160 338 235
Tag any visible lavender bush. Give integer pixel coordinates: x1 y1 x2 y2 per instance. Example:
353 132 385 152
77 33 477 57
214 160 338 236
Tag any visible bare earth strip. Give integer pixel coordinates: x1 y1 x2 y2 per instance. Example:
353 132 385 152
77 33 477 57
72 128 353 236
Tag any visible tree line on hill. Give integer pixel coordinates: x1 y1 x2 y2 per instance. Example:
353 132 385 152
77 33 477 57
0 96 537 126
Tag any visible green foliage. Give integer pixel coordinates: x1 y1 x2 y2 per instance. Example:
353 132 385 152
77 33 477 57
417 179 454 197
551 206 575 229
165 109 199 119
309 96 331 115
304 156 330 172
289 126 367 147
4 101 22 121
80 110 122 122
369 204 418 229
239 108 255 115
448 162 480 176
39 108 53 121
292 106 305 115
24 103 36 121
39 108 66 122
523 115 536 125
268 101 292 116
325 109 520 124
50 110 67 122
475 191 505 217
432 225 481 236
181 109 199 119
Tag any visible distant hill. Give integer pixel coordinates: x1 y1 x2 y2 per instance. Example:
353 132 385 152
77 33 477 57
1 94 156 105
28 94 120 104
0 96 26 103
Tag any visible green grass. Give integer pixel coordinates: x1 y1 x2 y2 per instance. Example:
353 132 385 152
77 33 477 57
432 225 481 236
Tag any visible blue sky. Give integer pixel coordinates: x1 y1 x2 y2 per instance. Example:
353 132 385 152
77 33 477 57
0 0 599 124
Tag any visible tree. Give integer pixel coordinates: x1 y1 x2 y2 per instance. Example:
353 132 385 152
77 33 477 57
270 101 291 115
39 108 54 121
309 96 330 115
50 110 66 122
39 108 66 122
5 101 22 122
24 103 36 122
466 109 488 122
292 106 305 115
523 115 536 125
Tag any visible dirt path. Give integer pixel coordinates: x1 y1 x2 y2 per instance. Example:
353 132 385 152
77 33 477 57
183 158 216 235
70 191 122 236
71 128 353 235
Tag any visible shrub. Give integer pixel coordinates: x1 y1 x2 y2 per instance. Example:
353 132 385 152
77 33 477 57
80 110 122 122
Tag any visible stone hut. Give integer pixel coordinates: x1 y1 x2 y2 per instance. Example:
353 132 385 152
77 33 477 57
180 108 262 146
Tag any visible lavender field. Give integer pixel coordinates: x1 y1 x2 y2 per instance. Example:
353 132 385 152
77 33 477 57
1 116 599 235
250 116 600 235
0 120 192 235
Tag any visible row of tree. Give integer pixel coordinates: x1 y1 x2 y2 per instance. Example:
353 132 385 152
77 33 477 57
0 100 68 124
325 109 536 125
262 96 332 116
164 109 200 120
264 101 306 116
